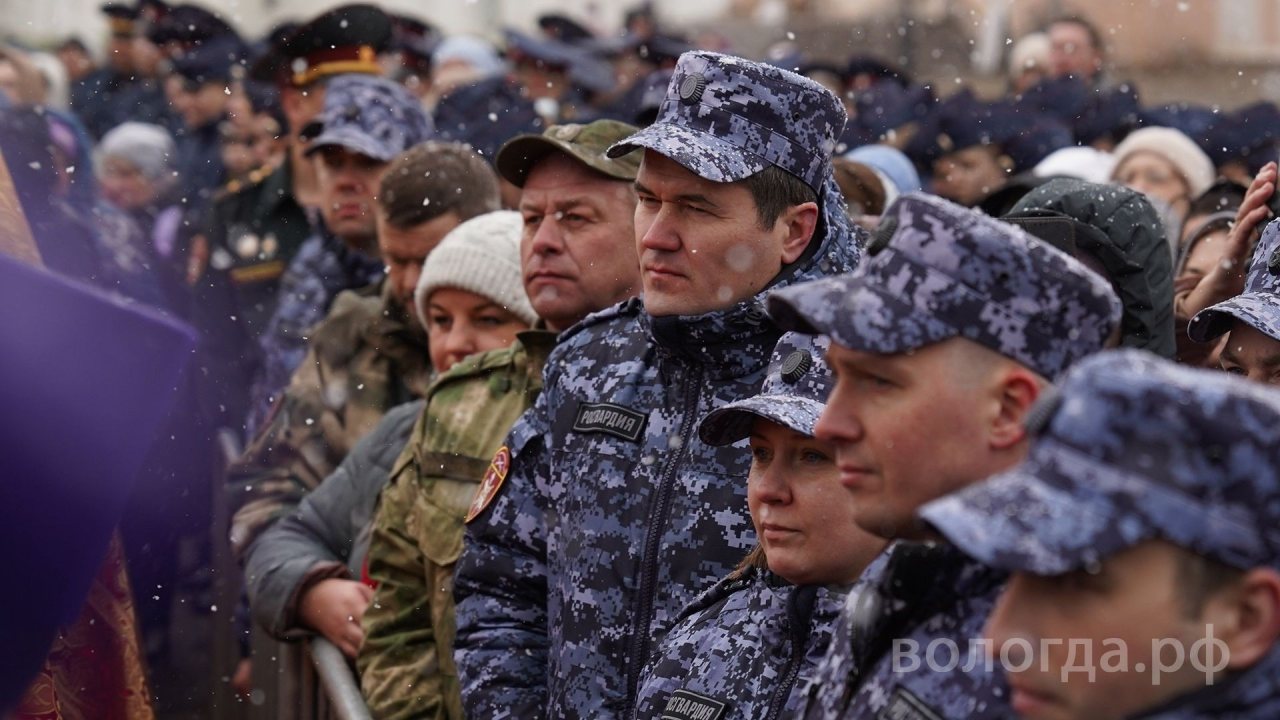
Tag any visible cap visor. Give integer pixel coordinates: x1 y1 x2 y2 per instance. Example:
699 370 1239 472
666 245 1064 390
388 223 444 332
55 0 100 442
699 395 825 447
608 121 766 184
495 134 559 187
1188 293 1280 344
304 128 394 162
767 275 955 355
919 444 1156 576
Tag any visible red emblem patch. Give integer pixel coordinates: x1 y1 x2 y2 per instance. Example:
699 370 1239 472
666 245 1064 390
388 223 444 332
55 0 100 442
466 446 511 523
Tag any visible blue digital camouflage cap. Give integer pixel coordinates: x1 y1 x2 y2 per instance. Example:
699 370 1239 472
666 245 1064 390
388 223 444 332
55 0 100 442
606 51 846 193
920 349 1280 575
767 193 1122 381
302 75 434 162
699 333 833 446
1188 217 1280 344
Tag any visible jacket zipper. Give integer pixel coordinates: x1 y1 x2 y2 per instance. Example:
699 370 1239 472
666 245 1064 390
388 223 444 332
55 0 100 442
764 587 817 720
623 362 703 715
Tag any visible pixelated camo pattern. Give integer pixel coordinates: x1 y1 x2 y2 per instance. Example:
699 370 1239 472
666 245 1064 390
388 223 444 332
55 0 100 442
769 192 1121 381
800 543 1010 719
632 566 848 720
610 51 846 191
308 75 435 161
1189 216 1280 343
453 171 863 719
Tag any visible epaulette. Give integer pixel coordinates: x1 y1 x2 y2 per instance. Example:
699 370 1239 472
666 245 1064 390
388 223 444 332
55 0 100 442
426 343 524 396
553 296 644 347
212 163 274 202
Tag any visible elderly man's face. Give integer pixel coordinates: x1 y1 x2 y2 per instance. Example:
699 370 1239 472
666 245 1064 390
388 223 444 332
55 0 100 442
519 154 640 331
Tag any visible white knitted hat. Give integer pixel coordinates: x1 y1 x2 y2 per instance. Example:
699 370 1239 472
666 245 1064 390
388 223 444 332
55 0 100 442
413 210 538 328
1111 126 1215 198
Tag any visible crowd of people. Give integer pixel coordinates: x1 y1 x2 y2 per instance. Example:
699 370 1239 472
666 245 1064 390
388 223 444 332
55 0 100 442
7 1 1280 718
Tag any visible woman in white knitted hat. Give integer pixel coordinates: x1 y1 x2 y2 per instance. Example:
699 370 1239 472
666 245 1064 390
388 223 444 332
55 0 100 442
1110 126 1216 247
414 210 539 372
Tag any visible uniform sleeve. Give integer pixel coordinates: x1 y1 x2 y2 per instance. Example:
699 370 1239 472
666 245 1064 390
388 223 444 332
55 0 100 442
240 401 414 638
227 342 342 561
453 401 553 719
358 472 459 720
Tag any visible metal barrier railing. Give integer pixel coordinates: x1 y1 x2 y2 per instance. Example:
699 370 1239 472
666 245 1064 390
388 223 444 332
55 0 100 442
309 638 373 720
215 427 373 720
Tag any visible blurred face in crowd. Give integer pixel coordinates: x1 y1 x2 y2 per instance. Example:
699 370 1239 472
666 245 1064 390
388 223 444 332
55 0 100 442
220 115 285 178
1219 322 1280 386
99 156 163 210
377 210 461 324
520 154 641 332
57 45 94 82
131 37 162 77
163 74 192 120
180 80 229 130
984 541 1265 720
1049 20 1102 80
634 151 817 317
423 287 529 372
315 145 387 253
815 338 1041 540
106 35 134 74
281 83 328 140
747 418 886 586
931 146 1009 207
0 59 19 103
1113 151 1191 218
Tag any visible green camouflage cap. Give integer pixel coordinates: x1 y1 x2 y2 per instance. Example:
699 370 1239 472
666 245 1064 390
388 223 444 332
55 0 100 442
496 119 641 187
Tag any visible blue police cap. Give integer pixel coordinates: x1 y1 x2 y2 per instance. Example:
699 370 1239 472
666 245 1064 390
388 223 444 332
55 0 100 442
170 34 248 85
1189 217 1280 344
700 333 833 446
607 51 847 193
921 349 1280 575
302 75 434 162
767 192 1121 380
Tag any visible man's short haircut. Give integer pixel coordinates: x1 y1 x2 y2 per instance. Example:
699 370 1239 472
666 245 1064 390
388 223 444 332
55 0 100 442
1176 549 1246 618
742 165 818 229
1049 14 1105 57
378 141 501 229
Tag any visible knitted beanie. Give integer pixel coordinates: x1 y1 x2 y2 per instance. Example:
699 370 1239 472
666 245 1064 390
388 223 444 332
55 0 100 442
96 122 176 183
414 210 538 328
1111 126 1215 198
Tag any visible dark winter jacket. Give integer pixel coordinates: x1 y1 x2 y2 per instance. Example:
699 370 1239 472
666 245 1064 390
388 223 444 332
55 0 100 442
1006 178 1175 358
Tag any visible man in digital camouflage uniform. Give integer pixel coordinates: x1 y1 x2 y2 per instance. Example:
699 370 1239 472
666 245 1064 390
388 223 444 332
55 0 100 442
766 192 1121 719
228 141 499 563
923 350 1280 720
244 73 433 436
453 51 863 719
357 118 644 720
1189 217 1280 386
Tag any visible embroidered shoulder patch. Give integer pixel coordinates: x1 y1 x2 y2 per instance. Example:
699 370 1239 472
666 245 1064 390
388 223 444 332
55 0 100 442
571 401 647 443
465 446 511 523
661 689 729 720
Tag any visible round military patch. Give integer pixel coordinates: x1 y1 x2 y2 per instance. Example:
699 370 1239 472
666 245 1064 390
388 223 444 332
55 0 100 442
1269 247 1280 276
679 73 707 105
466 446 511 523
780 350 812 384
